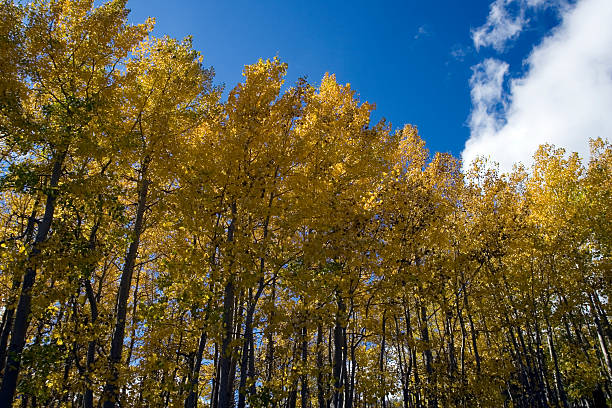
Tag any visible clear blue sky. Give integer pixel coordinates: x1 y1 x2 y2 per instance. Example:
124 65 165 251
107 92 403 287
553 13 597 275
125 0 562 157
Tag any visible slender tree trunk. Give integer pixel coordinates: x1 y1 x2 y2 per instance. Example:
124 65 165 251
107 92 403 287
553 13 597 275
102 159 150 408
212 343 220 408
185 292 213 408
333 296 346 408
589 295 612 382
83 279 99 408
0 150 66 406
124 265 142 369
0 211 38 376
591 292 612 345
185 324 208 408
380 310 387 408
301 324 310 408
446 309 457 379
248 324 256 397
0 202 38 376
533 319 553 406
218 277 236 408
218 204 237 408
266 275 277 383
288 341 299 408
546 318 569 408
237 295 254 408
0 293 16 375
317 322 326 408
394 315 409 408
347 338 356 408
238 277 265 408
419 303 435 408
228 291 243 408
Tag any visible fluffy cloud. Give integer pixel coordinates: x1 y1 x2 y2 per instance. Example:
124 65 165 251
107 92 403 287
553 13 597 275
472 0 527 51
471 0 558 51
463 0 612 172
468 59 509 139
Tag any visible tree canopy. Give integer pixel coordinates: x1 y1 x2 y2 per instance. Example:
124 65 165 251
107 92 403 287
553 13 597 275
0 1 610 407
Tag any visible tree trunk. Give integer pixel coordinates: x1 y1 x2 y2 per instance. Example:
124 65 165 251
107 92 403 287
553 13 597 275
380 310 387 408
0 205 38 376
317 322 326 408
218 204 237 408
546 318 569 408
102 159 150 408
0 150 66 406
185 292 213 408
419 304 435 408
333 296 346 408
83 279 99 408
218 277 236 408
302 325 310 408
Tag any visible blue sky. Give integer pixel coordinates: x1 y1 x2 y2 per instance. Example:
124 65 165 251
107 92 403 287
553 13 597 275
126 0 611 170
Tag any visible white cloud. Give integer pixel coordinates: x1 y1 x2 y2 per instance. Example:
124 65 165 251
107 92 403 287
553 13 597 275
463 0 612 172
468 59 509 138
472 0 555 51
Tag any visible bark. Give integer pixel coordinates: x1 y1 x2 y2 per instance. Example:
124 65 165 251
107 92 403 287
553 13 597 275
316 322 326 408
288 342 299 408
238 283 265 408
333 296 346 408
0 150 66 406
346 333 356 408
124 265 142 368
185 293 213 408
212 343 220 408
0 293 15 375
218 203 237 408
419 304 435 408
533 319 553 406
266 275 277 383
228 291 243 408
218 278 236 408
83 279 99 408
380 311 387 408
101 158 150 408
461 272 480 375
590 294 612 382
394 316 409 408
185 327 208 408
0 205 37 375
301 325 310 408
546 318 569 408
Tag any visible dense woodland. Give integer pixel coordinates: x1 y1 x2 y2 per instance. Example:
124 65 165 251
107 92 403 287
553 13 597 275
0 1 610 407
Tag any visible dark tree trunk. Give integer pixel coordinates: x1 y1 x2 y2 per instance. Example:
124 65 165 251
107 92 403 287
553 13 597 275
419 304 435 408
301 325 310 408
102 159 150 408
380 311 387 408
0 205 37 376
0 150 66 406
218 277 236 408
546 317 569 408
218 204 237 408
317 323 326 408
185 292 213 408
333 296 346 408
83 279 99 408
212 343 220 408
238 278 265 408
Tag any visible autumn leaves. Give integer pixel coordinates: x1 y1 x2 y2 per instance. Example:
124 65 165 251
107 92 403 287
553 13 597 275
0 1 611 407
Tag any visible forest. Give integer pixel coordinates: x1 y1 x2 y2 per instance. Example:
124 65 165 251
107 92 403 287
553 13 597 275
0 1 610 407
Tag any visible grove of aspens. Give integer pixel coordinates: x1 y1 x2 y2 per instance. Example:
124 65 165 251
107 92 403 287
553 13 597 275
0 1 610 407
